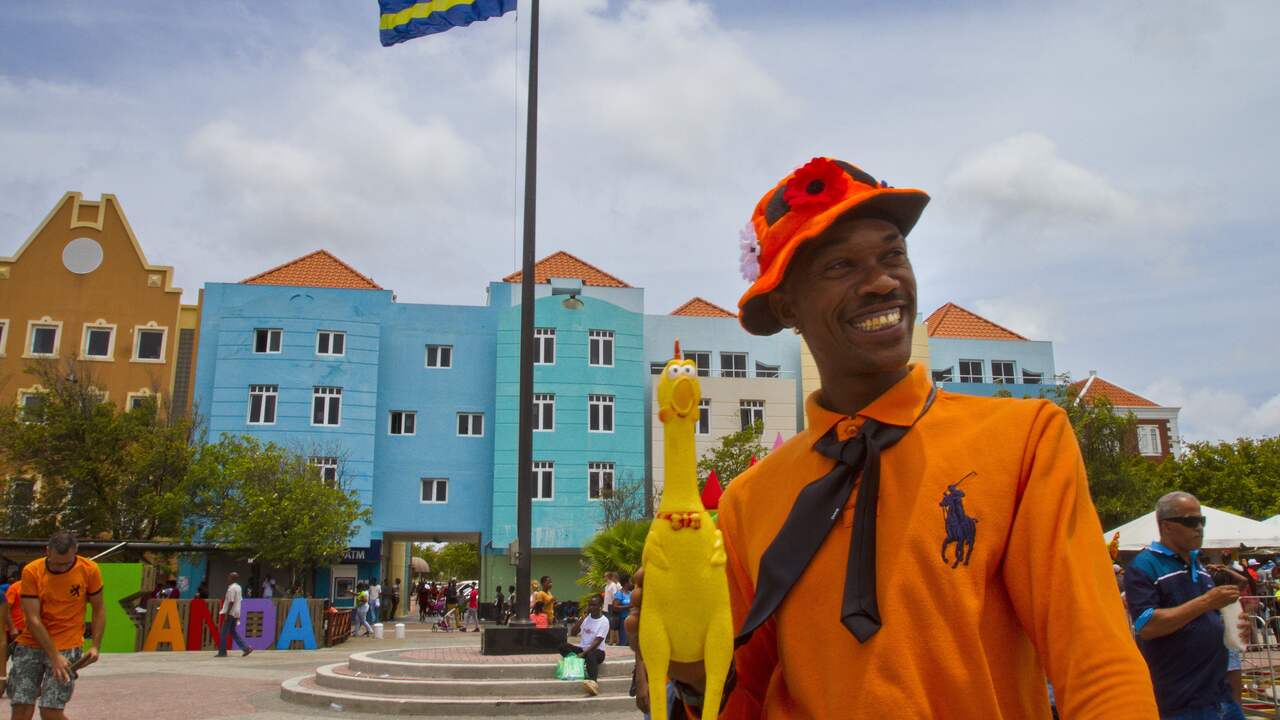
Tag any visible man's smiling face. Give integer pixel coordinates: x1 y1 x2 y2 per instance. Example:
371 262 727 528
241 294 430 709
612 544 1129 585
768 216 916 377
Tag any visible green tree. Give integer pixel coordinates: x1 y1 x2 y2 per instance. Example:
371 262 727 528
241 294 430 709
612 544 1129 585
182 435 370 588
0 359 195 539
599 471 646 529
696 422 769 492
1162 436 1280 519
411 542 480 581
578 518 650 592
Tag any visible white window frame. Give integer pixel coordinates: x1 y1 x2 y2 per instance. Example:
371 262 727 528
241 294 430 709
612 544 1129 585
131 323 168 363
588 462 615 500
247 384 278 425
0 318 9 357
24 318 63 358
316 330 346 357
932 367 955 384
1137 425 1163 457
958 359 984 384
310 456 340 485
755 361 780 379
126 389 159 411
1022 369 1044 385
457 412 484 437
420 477 449 504
312 386 343 427
697 399 711 436
650 361 666 376
683 350 711 377
533 393 555 432
425 344 453 368
254 328 282 354
740 400 765 432
588 329 615 368
720 352 747 379
533 327 556 365
532 461 554 501
389 410 417 436
81 321 117 361
16 386 47 423
991 360 1016 385
588 394 615 433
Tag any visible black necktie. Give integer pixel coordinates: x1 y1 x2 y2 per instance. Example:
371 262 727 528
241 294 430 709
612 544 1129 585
737 388 936 645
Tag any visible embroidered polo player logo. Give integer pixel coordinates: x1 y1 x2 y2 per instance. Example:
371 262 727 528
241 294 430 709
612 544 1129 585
940 472 979 568
69 584 81 597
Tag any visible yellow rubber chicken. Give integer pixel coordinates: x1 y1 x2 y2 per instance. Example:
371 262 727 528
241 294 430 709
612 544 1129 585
641 340 733 720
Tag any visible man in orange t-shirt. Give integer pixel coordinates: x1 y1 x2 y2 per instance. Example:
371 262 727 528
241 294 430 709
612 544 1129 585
11 531 105 720
629 157 1157 718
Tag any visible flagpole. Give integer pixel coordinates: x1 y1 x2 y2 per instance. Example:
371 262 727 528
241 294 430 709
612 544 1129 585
513 0 539 626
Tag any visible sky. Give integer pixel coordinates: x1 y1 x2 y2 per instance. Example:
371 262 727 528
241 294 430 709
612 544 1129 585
1 0 1276 444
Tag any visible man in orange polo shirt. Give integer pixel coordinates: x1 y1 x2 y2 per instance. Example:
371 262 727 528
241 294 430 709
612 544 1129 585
630 157 1157 718
11 531 104 720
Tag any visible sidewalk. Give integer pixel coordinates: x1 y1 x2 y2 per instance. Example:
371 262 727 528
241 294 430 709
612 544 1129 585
1 624 640 720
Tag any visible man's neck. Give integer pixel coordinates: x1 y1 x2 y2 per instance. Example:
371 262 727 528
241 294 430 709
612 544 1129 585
1159 538 1193 565
816 366 911 418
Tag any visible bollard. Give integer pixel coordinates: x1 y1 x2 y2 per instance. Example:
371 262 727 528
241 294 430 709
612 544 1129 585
395 623 406 640
373 622 384 639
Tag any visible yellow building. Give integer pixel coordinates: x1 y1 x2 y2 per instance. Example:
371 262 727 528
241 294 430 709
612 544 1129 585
0 193 198 415
799 317 929 426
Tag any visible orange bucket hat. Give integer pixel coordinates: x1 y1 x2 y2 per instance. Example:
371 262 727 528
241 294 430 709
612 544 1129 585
737 157 930 335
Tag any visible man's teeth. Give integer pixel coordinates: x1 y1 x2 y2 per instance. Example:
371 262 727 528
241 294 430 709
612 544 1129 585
853 308 902 332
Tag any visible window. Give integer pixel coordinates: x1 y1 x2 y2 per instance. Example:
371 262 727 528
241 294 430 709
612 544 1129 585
247 385 278 424
126 391 157 411
254 328 282 354
589 394 615 433
18 391 47 422
316 331 345 357
425 344 453 368
698 399 711 436
28 323 59 357
740 400 765 432
683 351 711 377
0 319 8 356
311 456 339 485
532 461 554 500
1022 370 1043 385
755 361 780 379
588 462 615 500
932 368 954 383
991 361 1015 385
589 330 614 367
389 410 416 436
719 352 747 378
133 326 166 361
421 478 448 504
650 362 666 376
959 360 983 384
533 328 555 365
83 325 114 359
533 393 555 431
457 412 484 437
312 386 342 426
1137 425 1163 456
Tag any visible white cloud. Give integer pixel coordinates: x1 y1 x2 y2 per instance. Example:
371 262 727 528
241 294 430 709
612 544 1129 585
1144 380 1280 443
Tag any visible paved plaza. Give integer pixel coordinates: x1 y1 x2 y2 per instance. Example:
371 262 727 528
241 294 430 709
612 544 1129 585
0 628 639 720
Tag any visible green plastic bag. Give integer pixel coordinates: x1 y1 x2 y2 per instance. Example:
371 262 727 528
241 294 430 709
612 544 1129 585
555 654 586 681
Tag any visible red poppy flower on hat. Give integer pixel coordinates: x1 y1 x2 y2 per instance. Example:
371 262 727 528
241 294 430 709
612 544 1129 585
782 157 850 211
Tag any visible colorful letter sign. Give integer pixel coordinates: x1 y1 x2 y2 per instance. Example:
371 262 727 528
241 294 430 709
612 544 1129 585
141 598 320 652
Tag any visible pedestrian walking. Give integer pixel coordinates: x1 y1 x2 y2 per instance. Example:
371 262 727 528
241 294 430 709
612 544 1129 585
368 578 381 623
534 575 556 621
9 531 105 719
354 583 374 637
603 571 621 645
261 574 275 599
462 585 481 632
613 573 633 647
417 581 430 623
559 595 610 696
215 571 252 658
388 579 401 621
444 579 459 626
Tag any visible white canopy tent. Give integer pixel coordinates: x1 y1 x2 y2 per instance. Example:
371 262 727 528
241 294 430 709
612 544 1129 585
1105 505 1280 551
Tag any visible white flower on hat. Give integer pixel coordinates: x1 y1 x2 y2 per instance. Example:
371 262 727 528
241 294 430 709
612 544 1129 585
739 222 761 282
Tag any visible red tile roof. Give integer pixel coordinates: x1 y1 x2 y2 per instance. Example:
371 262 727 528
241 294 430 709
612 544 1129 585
503 251 631 288
1069 375 1160 408
670 297 735 318
925 302 1027 340
242 250 382 290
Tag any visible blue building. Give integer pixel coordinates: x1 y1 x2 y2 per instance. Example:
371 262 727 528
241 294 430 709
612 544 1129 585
924 302 1057 399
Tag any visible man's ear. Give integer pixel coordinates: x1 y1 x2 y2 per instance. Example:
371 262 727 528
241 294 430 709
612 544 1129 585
767 289 798 330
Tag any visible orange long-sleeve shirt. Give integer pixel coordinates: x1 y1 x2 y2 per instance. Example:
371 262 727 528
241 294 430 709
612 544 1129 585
717 364 1156 719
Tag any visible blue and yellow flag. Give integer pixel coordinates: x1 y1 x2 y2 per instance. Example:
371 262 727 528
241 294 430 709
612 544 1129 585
379 0 516 46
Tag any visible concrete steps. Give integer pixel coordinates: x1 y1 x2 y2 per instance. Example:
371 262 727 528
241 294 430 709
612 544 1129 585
281 646 637 715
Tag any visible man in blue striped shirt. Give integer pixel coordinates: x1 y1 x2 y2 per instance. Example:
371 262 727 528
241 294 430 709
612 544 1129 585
1125 492 1243 720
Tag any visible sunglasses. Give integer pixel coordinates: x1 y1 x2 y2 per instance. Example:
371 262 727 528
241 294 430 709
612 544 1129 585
1161 515 1207 529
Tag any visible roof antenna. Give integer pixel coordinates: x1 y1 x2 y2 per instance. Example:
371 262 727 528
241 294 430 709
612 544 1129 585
673 339 681 360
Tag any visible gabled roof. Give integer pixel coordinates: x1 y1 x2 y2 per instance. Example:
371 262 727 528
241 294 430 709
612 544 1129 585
242 250 382 290
925 302 1027 340
1069 374 1159 408
670 297 735 318
502 251 631 288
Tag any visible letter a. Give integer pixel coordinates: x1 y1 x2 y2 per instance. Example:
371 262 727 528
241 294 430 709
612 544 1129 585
143 599 186 652
275 598 318 650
